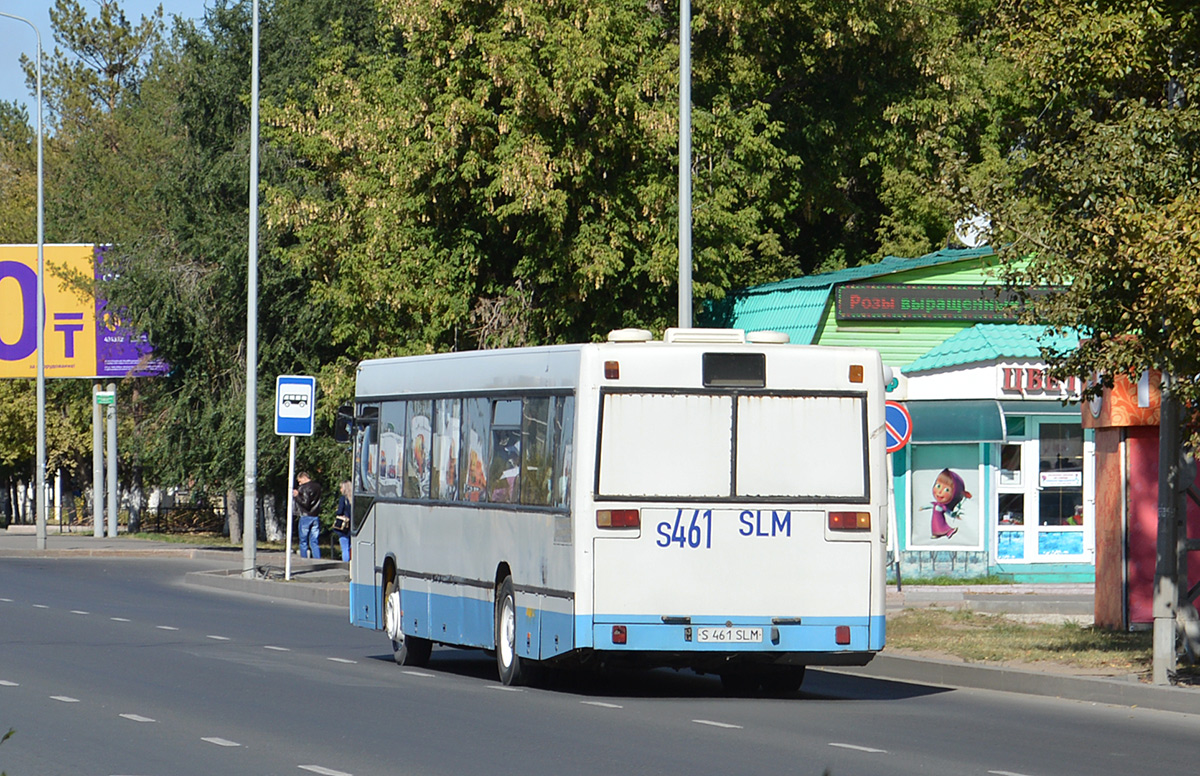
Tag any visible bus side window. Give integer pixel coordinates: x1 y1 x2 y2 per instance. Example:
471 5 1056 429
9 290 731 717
378 400 407 498
521 398 552 506
432 398 461 501
404 399 433 500
552 396 575 508
461 397 491 502
489 400 522 503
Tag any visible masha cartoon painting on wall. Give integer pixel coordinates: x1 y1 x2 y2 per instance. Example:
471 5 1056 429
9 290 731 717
927 468 971 539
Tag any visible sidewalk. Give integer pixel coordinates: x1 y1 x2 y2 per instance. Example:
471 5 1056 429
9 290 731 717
2 526 1197 714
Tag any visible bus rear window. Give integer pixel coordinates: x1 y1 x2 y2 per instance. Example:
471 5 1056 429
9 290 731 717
597 392 868 501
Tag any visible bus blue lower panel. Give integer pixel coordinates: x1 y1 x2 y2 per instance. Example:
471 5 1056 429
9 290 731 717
351 582 576 660
588 614 885 654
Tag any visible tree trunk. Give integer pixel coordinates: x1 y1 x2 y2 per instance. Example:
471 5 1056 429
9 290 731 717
127 467 144 534
263 493 282 543
226 489 242 544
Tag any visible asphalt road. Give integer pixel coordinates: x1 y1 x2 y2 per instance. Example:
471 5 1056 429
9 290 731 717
1 556 1197 776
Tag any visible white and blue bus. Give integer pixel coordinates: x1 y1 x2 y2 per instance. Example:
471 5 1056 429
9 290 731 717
347 328 889 690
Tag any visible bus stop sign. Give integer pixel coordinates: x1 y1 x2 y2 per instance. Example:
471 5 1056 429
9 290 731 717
884 400 912 454
275 375 316 436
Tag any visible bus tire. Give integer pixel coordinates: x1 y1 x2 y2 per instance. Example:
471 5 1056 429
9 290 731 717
495 576 528 686
384 577 432 667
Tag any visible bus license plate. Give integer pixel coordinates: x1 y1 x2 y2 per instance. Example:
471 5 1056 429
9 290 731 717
697 627 763 643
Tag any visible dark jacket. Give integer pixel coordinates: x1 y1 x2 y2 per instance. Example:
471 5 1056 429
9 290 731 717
295 480 322 517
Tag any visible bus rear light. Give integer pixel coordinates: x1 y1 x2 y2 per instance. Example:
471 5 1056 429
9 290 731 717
828 511 871 531
849 364 864 383
597 509 640 529
604 360 620 379
835 625 851 645
612 625 627 645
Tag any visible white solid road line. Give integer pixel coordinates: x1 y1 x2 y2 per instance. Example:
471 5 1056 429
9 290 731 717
829 742 887 753
692 719 743 729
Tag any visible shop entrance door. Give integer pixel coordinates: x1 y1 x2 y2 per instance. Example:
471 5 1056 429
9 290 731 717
996 420 1089 563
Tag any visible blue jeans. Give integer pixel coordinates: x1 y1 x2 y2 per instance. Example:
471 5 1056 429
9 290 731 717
298 514 321 558
335 531 350 560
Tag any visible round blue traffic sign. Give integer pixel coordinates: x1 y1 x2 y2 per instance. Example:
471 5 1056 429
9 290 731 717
884 400 912 453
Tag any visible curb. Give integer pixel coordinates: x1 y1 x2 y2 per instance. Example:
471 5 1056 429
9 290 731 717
833 653 1200 715
186 567 350 608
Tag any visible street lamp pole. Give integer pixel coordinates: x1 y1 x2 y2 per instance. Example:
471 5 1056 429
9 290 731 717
677 0 692 329
243 0 261 577
1 11 47 550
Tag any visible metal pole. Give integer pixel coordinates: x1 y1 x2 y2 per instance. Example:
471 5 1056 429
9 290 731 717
92 383 104 537
242 0 261 577
1153 372 1180 684
677 0 693 329
2 12 46 550
106 382 118 537
285 435 296 581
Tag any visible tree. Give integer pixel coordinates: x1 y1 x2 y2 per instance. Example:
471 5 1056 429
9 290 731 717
267 0 936 353
932 1 1200 427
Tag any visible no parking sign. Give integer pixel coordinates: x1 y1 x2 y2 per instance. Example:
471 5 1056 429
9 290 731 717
884 400 912 453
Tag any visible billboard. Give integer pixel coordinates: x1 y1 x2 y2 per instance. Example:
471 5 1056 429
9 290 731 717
0 244 168 379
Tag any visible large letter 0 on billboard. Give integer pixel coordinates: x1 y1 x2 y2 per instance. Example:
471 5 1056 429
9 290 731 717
0 260 37 362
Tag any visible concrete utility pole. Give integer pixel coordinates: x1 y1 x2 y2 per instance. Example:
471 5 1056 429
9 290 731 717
1153 373 1182 684
677 0 692 329
242 0 261 577
106 382 118 537
92 383 104 537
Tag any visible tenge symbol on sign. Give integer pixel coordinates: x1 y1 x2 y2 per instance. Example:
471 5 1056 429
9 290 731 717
884 400 912 454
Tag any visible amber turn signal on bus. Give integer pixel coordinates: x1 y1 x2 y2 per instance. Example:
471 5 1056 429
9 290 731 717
596 509 640 528
604 360 620 379
828 511 871 531
848 364 864 383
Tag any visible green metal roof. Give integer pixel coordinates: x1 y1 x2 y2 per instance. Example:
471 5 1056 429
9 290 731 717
706 247 995 345
903 324 1080 374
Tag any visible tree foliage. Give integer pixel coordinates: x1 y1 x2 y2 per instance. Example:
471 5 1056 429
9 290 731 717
910 1 1200 429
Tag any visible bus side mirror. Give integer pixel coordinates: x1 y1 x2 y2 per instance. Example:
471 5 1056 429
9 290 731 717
334 405 353 443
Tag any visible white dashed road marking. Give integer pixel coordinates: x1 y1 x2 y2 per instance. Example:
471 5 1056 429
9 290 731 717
70 610 89 615
51 696 80 703
693 719 743 729
0 680 19 687
829 742 887 753
488 685 523 692
33 604 49 609
264 645 291 652
401 670 434 677
201 737 241 747
156 626 179 631
298 766 352 776
207 635 231 641
119 714 156 723
581 701 623 709
111 617 130 622
989 771 1037 776
328 657 357 664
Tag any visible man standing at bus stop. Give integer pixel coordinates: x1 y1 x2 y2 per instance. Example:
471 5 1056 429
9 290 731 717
294 471 323 559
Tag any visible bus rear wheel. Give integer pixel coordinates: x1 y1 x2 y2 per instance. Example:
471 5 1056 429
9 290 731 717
495 576 531 686
384 577 432 667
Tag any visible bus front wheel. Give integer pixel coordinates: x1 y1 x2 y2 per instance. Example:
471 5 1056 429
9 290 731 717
495 576 530 686
384 578 432 667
